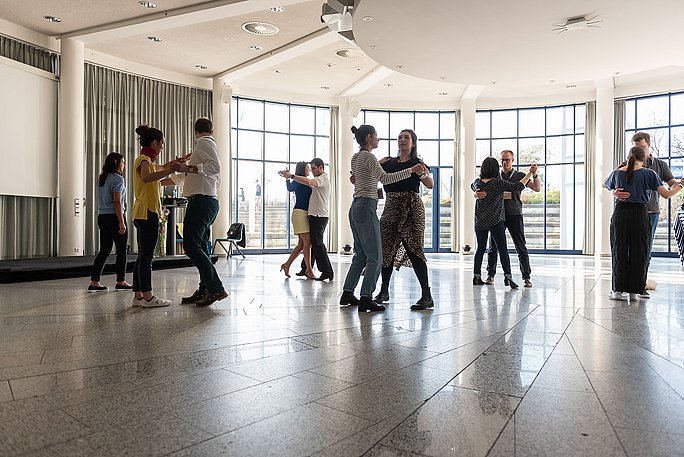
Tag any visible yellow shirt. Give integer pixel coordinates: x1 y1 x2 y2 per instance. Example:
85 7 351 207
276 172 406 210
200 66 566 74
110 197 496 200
131 154 161 220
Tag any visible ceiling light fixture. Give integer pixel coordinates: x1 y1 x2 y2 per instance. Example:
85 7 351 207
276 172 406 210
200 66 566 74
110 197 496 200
438 92 448 96
269 6 286 13
353 66 362 71
320 86 331 90
195 65 207 69
566 84 577 88
384 83 394 87
363 16 373 21
553 15 601 34
242 21 279 36
43 15 61 23
138 1 157 8
272 70 281 74
147 36 162 42
249 45 264 51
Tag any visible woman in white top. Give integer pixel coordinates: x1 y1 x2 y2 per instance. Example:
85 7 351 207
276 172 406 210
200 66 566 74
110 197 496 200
340 124 426 312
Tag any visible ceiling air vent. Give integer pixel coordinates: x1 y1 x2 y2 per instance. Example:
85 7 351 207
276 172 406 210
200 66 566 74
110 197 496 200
335 48 364 59
242 22 279 36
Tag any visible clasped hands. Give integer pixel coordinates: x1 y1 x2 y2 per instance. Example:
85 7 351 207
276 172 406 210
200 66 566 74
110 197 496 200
166 153 192 173
278 169 293 179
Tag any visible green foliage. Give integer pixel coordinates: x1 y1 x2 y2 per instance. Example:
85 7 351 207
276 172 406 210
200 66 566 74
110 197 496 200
521 189 560 204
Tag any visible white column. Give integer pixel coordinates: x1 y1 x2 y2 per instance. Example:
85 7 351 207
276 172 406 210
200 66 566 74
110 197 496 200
337 97 354 251
58 38 85 256
459 96 477 253
595 80 615 256
213 79 232 242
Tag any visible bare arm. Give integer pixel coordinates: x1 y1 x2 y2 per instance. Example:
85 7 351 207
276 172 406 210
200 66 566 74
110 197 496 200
292 175 319 187
139 160 176 183
657 182 684 199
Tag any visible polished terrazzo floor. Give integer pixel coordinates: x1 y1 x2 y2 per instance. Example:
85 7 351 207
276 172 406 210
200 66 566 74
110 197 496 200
0 253 683 456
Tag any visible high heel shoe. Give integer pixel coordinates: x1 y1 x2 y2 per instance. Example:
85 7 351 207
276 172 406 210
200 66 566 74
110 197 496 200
504 275 519 289
280 263 291 278
305 269 316 280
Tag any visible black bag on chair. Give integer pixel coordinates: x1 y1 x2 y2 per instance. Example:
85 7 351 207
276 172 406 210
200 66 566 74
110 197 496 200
227 222 246 247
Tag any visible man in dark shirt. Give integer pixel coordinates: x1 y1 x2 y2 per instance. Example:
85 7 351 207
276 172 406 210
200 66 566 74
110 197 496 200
612 131 679 298
476 150 542 287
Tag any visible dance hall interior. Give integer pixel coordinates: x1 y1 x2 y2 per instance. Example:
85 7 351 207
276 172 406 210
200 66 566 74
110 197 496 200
0 1 683 456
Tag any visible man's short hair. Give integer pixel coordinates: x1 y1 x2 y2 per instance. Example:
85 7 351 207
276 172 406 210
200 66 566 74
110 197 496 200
632 131 651 145
194 118 213 134
500 149 514 157
310 158 325 168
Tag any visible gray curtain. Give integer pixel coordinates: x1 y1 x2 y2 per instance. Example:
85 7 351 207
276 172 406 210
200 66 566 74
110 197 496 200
84 63 212 254
0 35 59 259
614 99 626 167
584 102 596 255
0 196 56 259
0 34 59 75
328 106 339 252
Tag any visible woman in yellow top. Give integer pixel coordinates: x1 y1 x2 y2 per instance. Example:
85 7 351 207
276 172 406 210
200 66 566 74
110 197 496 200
131 124 179 308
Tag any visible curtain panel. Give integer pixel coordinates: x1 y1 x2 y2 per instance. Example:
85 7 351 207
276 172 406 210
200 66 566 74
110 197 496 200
583 102 597 255
84 64 212 254
0 34 59 75
328 106 339 252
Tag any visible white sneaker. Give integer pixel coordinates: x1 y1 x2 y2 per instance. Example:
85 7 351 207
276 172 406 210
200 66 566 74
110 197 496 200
629 293 641 302
141 296 172 308
132 296 144 307
608 291 627 301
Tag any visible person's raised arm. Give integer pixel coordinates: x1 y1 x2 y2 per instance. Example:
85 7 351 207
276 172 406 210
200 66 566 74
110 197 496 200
139 159 177 183
657 181 684 199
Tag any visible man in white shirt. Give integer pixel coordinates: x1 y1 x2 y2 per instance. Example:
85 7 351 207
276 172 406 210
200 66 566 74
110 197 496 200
175 118 227 306
288 158 334 281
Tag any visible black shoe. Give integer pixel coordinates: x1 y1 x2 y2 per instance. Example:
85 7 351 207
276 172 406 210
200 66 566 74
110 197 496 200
295 270 307 277
485 276 495 285
358 296 385 312
181 288 207 304
196 290 228 307
504 276 519 289
115 283 133 291
411 288 434 310
473 277 485 286
315 273 334 281
374 291 389 303
87 285 108 293
340 291 360 306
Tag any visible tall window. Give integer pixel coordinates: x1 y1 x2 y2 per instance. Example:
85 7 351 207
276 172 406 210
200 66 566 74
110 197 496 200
354 110 455 252
231 97 330 251
476 105 586 252
625 93 684 255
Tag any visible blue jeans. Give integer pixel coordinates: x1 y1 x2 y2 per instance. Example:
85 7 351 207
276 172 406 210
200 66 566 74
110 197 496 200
343 198 381 297
133 211 159 293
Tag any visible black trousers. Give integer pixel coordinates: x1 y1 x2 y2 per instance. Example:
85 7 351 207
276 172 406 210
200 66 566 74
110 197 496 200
610 203 650 294
133 211 159 293
487 214 531 280
474 222 512 277
91 214 128 282
300 216 333 277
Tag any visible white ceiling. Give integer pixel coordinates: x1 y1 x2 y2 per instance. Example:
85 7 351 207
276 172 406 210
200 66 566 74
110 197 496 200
2 0 684 106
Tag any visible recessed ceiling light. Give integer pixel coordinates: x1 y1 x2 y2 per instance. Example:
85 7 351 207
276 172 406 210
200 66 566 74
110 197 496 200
368 45 377 50
396 65 403 69
363 16 374 21
195 65 207 69
439 76 447 80
335 49 364 59
320 86 331 90
249 45 263 51
614 72 621 75
353 66 362 71
43 15 61 23
326 63 335 68
438 92 448 96
272 70 281 74
269 6 285 13
566 84 577 88
147 36 162 42
138 1 157 8
242 21 279 36
549 79 556 83
384 83 393 87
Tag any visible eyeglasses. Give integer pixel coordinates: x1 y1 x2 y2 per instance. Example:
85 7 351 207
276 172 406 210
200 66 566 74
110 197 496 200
501 158 513 162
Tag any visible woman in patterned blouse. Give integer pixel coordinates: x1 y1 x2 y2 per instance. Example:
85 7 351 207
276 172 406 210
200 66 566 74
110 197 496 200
472 157 535 289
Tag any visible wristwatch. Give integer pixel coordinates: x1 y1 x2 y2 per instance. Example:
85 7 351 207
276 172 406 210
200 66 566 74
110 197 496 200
188 165 198 174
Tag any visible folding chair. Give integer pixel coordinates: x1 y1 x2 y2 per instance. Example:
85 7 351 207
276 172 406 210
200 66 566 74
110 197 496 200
212 223 246 258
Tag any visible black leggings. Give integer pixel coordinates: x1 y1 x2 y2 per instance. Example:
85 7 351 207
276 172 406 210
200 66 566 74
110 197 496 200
91 214 128 282
610 203 649 294
379 240 429 294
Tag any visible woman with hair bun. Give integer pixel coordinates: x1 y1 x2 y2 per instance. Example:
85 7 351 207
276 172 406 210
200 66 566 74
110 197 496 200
88 152 131 292
604 146 683 301
130 124 180 308
278 161 315 279
341 124 427 312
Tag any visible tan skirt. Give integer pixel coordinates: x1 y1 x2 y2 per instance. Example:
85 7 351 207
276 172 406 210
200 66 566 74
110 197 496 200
291 208 310 234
